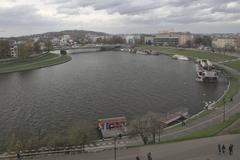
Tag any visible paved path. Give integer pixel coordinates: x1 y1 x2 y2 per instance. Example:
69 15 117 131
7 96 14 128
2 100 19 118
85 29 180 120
32 134 240 160
218 58 240 64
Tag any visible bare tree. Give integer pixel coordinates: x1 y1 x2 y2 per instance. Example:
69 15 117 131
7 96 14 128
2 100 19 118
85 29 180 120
130 112 166 144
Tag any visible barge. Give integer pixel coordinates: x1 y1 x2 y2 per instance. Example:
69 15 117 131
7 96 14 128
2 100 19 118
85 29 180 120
196 59 218 82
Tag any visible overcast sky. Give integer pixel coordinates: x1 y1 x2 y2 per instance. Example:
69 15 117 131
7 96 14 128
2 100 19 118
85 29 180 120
0 0 240 37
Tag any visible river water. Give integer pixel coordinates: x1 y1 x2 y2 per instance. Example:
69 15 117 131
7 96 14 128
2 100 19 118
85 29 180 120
0 51 227 146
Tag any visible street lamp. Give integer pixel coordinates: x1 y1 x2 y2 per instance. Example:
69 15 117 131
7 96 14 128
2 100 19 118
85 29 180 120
114 136 117 160
223 98 226 122
113 134 121 160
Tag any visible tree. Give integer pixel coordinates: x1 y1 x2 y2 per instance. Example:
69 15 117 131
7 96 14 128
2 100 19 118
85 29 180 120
45 40 53 52
7 127 36 152
68 127 89 151
33 42 41 54
202 36 212 47
193 36 212 47
130 112 166 145
0 40 10 59
18 42 33 60
185 40 192 48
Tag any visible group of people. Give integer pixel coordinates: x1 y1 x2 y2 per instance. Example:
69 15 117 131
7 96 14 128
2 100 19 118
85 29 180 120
218 144 234 155
136 152 152 160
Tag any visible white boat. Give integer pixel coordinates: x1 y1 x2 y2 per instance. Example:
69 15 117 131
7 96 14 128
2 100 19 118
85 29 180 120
195 60 218 82
172 55 189 61
196 59 215 70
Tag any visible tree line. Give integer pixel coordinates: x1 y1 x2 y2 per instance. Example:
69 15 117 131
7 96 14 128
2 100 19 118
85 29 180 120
0 40 53 59
1 112 168 153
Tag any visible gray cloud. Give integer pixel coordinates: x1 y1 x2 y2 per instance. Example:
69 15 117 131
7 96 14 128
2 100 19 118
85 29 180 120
0 5 61 36
0 0 240 37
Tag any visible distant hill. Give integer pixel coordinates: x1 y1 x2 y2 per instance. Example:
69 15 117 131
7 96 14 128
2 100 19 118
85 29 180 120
5 30 110 41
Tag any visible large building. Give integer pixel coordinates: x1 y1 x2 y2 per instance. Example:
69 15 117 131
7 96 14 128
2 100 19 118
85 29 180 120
178 33 193 46
144 32 193 47
144 36 154 45
236 38 240 49
212 38 237 49
153 36 179 46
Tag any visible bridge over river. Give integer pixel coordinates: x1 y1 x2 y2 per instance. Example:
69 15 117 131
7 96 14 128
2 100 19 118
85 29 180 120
54 44 126 54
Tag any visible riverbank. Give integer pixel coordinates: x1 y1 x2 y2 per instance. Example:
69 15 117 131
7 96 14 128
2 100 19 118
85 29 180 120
141 46 237 62
0 53 72 74
141 45 240 103
139 45 240 142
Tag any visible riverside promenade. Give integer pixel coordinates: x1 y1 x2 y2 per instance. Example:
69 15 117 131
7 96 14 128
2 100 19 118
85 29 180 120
35 134 240 160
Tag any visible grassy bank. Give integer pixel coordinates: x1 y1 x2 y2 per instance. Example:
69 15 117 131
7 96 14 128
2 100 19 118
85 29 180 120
162 113 240 143
215 77 240 107
0 53 71 74
142 46 236 62
223 60 240 72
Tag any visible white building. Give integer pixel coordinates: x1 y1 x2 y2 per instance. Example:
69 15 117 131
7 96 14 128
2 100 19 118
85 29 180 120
60 35 71 46
9 41 18 57
124 35 141 45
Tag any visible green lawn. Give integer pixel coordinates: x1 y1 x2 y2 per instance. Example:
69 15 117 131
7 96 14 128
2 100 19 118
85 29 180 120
224 60 240 72
142 46 236 62
214 77 240 107
0 53 72 74
162 113 240 143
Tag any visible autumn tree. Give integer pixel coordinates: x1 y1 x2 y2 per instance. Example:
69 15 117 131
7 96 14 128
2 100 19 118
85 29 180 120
7 128 36 152
130 112 166 144
18 41 33 60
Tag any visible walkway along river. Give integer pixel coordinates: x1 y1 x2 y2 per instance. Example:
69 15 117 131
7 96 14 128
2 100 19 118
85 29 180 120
0 51 228 151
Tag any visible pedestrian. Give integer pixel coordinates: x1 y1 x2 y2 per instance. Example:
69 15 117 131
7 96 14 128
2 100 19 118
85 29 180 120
218 144 221 155
147 152 152 160
182 120 186 127
136 156 140 160
229 144 233 155
16 153 21 160
230 97 233 102
222 144 225 155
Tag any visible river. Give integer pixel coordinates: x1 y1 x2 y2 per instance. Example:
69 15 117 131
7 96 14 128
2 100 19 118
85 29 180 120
0 51 227 148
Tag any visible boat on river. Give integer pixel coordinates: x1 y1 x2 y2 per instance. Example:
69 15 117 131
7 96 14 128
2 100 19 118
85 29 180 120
172 54 189 61
196 59 218 82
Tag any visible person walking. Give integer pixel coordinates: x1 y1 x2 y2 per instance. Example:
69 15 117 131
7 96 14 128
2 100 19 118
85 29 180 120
222 144 225 155
218 144 221 155
136 156 140 160
16 153 21 160
147 152 152 160
229 144 233 155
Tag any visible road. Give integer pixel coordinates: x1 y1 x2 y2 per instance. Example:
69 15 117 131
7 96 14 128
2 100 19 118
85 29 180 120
32 134 240 160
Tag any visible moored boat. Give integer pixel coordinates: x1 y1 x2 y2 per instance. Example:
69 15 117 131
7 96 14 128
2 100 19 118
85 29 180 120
172 54 189 61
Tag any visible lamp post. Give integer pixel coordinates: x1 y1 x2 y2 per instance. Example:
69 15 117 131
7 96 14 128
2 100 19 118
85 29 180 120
113 134 122 160
223 98 226 122
114 136 117 160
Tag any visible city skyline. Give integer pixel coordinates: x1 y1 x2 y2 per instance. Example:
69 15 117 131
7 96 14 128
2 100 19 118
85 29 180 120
0 0 240 37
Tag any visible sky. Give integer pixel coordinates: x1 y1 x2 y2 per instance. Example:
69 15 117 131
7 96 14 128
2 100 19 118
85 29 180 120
0 0 240 37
